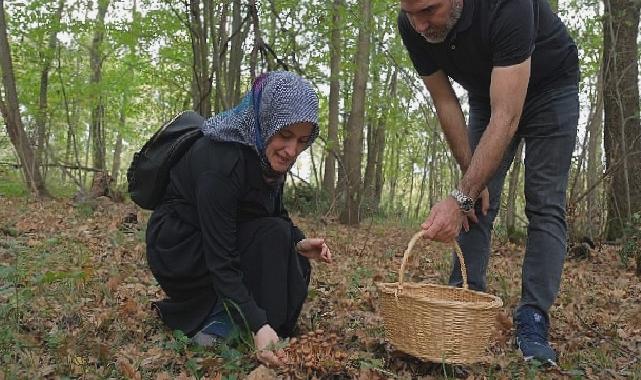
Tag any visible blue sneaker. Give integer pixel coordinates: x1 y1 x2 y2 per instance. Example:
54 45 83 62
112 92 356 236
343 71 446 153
514 306 558 366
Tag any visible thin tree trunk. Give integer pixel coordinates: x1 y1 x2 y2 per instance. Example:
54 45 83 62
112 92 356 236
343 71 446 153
415 139 430 219
387 137 401 214
602 0 641 240
189 0 212 116
428 127 437 208
309 144 319 188
213 2 228 113
340 0 371 225
111 98 125 186
227 0 243 105
406 157 415 220
363 117 376 200
35 0 64 180
586 66 604 240
89 0 109 172
57 46 84 187
363 68 387 203
190 0 204 113
374 70 396 209
322 0 342 200
0 0 48 196
506 141 524 238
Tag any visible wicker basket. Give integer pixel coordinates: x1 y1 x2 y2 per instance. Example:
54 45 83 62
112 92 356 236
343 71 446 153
377 231 503 364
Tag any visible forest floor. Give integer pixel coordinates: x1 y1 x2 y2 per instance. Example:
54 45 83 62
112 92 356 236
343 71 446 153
1 196 640 379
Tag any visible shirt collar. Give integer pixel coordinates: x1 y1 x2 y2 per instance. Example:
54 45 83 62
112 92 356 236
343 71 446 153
455 0 474 33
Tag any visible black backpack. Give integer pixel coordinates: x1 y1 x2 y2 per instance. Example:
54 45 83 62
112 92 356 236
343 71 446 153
127 110 205 210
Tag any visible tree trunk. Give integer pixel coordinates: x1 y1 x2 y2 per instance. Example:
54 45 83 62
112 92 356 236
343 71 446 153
227 0 243 105
189 0 213 117
111 96 125 186
322 0 342 200
363 67 387 205
0 0 48 196
213 2 229 113
602 0 641 240
89 0 109 172
340 0 371 225
406 157 415 220
586 66 604 240
363 116 376 202
374 71 396 209
505 141 524 238
415 139 430 219
35 0 64 179
387 137 401 215
428 128 437 208
57 46 83 185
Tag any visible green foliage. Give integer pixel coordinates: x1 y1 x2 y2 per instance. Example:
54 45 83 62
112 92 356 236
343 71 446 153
0 172 28 197
283 181 330 216
347 266 373 298
166 330 191 354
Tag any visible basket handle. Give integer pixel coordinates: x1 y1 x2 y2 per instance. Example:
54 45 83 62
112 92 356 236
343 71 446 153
396 231 469 293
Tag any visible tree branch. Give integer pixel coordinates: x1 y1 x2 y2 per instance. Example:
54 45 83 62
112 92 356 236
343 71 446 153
0 161 104 172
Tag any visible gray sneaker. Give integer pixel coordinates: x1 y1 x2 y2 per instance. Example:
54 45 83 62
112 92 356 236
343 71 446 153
190 331 217 347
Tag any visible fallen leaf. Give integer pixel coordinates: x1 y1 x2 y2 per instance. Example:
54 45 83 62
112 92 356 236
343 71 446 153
117 358 141 380
246 365 278 380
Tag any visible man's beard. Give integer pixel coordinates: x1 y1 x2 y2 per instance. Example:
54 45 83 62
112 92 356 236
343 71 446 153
421 0 463 43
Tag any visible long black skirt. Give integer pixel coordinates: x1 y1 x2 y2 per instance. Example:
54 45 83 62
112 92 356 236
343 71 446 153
147 213 310 337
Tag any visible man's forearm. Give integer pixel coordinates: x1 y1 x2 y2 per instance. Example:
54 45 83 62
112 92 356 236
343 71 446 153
435 100 472 173
458 112 519 199
459 59 531 200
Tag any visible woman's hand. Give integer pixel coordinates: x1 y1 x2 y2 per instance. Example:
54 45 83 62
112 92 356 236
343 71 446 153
296 238 332 263
253 324 282 367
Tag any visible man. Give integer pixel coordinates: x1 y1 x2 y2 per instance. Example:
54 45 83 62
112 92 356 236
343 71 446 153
398 0 579 366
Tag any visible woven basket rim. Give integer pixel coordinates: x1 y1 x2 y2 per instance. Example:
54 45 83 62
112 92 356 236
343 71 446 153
376 281 503 308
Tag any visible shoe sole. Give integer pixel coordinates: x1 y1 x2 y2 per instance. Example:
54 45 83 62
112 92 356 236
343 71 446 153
523 355 558 367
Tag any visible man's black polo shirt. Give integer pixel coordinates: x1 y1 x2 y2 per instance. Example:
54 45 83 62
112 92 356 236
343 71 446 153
398 0 579 99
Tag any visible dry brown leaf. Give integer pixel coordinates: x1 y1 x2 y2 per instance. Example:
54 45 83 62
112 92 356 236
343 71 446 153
117 358 142 380
107 276 122 291
121 298 139 316
154 372 172 380
358 368 385 380
495 311 513 331
246 365 278 380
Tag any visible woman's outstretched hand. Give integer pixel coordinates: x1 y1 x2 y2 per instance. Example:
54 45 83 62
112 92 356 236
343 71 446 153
253 324 282 367
296 238 332 263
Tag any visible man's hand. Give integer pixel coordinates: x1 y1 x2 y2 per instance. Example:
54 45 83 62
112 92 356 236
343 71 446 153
296 238 332 264
253 324 282 367
465 186 489 225
421 197 466 242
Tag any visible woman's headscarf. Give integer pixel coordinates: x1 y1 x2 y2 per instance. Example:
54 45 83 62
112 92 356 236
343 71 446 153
201 71 319 178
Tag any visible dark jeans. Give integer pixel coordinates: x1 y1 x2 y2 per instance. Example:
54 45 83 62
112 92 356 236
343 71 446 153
449 84 579 315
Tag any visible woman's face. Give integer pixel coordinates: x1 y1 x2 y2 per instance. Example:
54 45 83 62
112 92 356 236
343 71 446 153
265 122 314 174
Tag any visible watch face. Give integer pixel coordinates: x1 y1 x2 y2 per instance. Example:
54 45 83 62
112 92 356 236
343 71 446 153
461 198 474 212
451 189 474 212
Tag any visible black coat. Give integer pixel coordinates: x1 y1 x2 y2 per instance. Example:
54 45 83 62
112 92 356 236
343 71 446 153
146 138 306 335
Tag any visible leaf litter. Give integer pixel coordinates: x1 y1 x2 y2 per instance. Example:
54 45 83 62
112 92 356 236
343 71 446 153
0 197 639 379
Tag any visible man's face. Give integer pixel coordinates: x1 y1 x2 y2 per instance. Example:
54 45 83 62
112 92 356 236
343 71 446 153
400 0 462 43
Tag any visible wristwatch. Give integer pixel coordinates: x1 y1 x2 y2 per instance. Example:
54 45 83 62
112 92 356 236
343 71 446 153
450 189 474 213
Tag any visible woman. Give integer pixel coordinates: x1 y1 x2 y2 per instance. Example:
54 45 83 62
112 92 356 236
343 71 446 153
146 71 332 366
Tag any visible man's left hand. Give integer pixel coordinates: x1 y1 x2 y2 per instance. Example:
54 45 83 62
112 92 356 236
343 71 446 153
421 197 467 242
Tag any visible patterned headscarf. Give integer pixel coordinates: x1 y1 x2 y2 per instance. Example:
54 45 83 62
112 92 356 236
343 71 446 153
201 71 319 178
